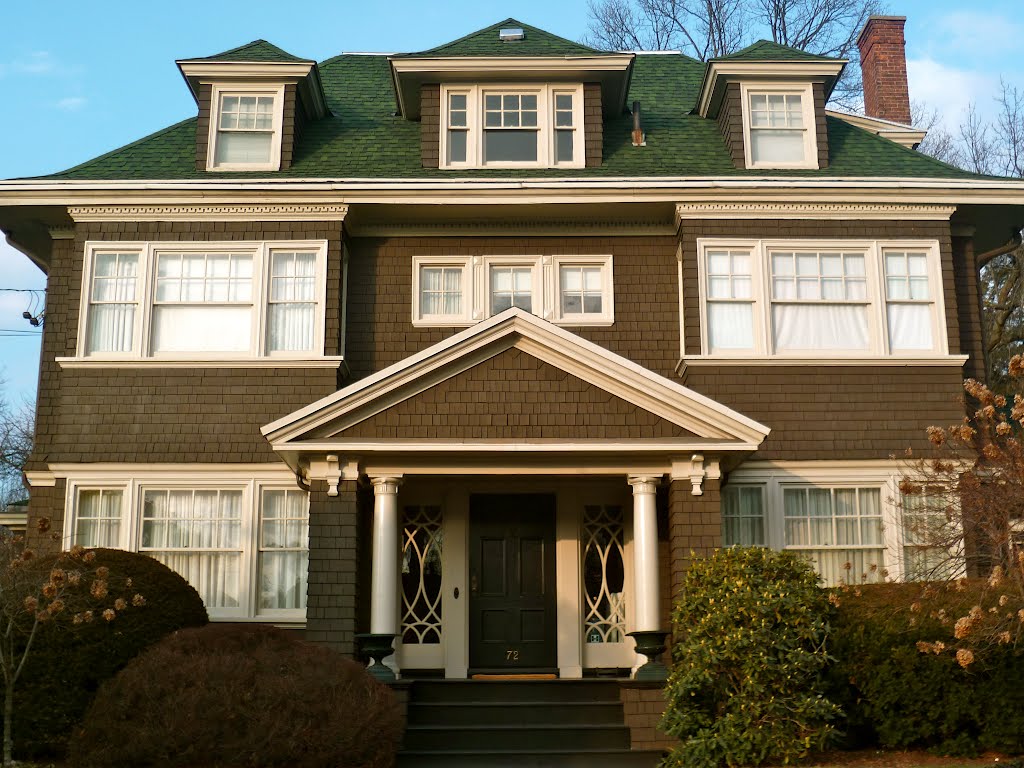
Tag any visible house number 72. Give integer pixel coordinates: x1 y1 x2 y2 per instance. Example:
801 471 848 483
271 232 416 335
506 649 519 661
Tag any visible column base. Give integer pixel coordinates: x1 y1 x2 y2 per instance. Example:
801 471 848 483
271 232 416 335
356 633 397 682
627 630 670 682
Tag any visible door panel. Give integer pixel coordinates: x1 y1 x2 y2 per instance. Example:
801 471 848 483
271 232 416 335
469 494 557 671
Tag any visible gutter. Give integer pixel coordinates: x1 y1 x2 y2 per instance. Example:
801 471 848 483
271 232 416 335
976 228 1024 266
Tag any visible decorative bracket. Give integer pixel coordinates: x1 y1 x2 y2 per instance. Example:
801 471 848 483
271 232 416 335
306 455 360 496
671 454 722 496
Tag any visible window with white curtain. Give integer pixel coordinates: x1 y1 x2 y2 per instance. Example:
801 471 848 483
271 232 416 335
418 265 465 321
783 486 884 586
742 83 818 169
70 479 308 620
85 253 139 355
259 489 309 610
901 490 958 580
78 241 326 360
706 249 755 351
490 265 534 313
74 489 123 547
884 251 935 351
697 239 944 359
770 250 869 352
722 485 765 546
207 87 283 171
141 489 243 609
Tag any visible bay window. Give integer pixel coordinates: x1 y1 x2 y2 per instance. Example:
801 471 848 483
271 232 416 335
68 475 308 621
698 239 946 359
441 84 584 168
79 240 326 360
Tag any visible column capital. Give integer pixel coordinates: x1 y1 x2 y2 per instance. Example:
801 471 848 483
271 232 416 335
369 475 403 495
628 475 661 495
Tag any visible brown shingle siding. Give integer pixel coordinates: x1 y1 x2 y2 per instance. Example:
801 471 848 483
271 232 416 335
421 84 441 168
953 235 985 380
717 82 745 168
280 84 298 170
338 347 694 439
30 220 344 468
305 479 359 654
584 83 602 167
813 82 829 169
195 83 212 171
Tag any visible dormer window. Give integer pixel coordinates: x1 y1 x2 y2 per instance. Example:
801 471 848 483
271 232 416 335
740 83 818 169
208 85 285 171
441 84 583 169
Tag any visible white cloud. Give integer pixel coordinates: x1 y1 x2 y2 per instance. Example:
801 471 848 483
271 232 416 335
13 51 56 75
55 96 87 111
907 57 998 132
934 12 1024 58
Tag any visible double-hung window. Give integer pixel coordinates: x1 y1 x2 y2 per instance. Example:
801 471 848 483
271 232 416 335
411 254 613 326
79 240 327 360
741 83 817 169
207 86 284 171
441 84 584 168
698 239 946 359
68 476 309 621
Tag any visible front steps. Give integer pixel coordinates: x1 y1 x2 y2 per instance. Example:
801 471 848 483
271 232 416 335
396 679 665 767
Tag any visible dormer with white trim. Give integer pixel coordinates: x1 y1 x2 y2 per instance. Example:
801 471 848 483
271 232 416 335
177 40 329 172
696 41 846 171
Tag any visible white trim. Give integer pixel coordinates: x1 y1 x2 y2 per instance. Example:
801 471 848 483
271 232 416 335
77 239 328 362
47 463 296 480
206 84 286 172
68 204 349 222
411 255 615 328
674 202 956 221
697 59 846 118
391 56 634 75
56 357 345 369
262 308 771 446
825 110 926 149
695 237 949 360
177 61 316 79
440 83 584 170
740 82 818 170
680 355 968 368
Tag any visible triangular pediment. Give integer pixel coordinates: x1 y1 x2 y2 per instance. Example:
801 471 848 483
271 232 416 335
263 309 769 449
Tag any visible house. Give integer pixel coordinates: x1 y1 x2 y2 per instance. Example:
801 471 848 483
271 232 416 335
2 14 1023 762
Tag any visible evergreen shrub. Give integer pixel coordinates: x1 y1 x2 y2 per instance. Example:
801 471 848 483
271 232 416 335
660 546 840 768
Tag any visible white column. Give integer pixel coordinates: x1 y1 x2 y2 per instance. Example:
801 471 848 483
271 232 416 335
370 476 402 635
629 475 662 632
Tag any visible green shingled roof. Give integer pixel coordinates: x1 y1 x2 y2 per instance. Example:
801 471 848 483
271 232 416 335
189 39 311 64
397 18 608 58
29 22 987 182
714 40 842 62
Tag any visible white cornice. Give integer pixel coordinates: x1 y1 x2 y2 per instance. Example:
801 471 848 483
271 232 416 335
55 357 345 370
67 204 349 222
389 55 634 74
674 202 957 223
177 61 316 80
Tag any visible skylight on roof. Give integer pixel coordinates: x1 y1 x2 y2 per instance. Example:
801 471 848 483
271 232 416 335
499 27 525 41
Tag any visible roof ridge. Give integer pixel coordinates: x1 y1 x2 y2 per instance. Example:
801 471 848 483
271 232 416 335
190 39 311 63
715 38 840 61
401 17 607 57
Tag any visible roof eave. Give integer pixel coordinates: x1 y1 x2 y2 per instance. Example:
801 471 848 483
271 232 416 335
697 59 847 118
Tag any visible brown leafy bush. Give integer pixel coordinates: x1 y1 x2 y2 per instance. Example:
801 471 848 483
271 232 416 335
7 547 208 760
69 623 403 768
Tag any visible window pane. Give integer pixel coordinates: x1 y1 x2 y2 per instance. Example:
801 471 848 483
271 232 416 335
152 306 252 353
260 489 309 610
751 129 804 164
772 304 869 351
87 305 136 354
267 304 314 352
420 266 463 317
484 130 538 162
490 266 532 315
76 490 122 547
448 130 467 163
555 130 574 163
215 131 272 165
722 485 765 546
887 303 933 351
708 302 754 350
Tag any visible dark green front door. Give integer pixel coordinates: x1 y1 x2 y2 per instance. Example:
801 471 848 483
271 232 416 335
468 494 557 672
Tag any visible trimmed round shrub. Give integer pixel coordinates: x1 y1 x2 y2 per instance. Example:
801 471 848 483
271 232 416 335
10 548 208 759
70 624 403 768
827 580 1024 755
661 546 840 768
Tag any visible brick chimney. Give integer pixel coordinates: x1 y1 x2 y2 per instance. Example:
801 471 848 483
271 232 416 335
857 15 912 125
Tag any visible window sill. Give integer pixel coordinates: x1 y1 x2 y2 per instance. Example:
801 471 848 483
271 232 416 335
676 354 969 374
56 356 345 370
412 317 614 328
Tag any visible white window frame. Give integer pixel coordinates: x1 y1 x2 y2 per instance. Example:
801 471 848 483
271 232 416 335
206 83 285 172
695 238 948 360
410 254 614 327
77 240 328 362
65 472 308 622
740 82 818 170
439 83 585 169
724 463 905 585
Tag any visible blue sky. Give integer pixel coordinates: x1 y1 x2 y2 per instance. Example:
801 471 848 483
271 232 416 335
2 0 1022 403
